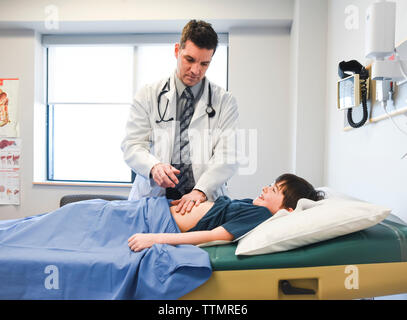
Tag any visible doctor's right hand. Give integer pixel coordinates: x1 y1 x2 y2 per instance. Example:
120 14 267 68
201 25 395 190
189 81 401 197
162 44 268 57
150 163 180 188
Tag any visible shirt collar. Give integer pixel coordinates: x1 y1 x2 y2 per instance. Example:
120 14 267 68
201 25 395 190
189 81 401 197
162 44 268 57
174 72 203 100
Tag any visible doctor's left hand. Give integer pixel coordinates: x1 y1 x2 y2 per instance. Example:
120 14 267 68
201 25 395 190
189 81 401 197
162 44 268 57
171 189 207 215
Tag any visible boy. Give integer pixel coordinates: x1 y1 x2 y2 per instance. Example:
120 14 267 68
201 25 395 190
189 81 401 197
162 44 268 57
128 173 324 252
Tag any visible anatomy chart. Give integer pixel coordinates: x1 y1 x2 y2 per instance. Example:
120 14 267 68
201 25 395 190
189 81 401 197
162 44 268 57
0 78 19 137
0 138 20 205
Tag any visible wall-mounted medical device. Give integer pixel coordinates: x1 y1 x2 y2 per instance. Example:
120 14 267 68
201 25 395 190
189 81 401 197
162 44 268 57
365 0 407 81
337 74 360 110
337 0 407 130
337 60 370 128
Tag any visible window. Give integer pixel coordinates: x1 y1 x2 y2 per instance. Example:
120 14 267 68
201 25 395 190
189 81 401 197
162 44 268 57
47 46 134 183
46 40 228 184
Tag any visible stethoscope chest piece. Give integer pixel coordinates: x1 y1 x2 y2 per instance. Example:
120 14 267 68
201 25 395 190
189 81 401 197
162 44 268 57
205 81 216 118
206 105 216 118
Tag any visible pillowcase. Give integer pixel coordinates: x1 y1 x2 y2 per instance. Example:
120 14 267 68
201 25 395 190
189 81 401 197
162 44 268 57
235 197 391 256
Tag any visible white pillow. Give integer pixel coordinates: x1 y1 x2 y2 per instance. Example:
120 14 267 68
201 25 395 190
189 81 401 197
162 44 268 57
235 198 391 256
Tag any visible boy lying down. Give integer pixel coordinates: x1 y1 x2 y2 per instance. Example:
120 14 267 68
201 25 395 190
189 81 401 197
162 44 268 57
128 173 324 252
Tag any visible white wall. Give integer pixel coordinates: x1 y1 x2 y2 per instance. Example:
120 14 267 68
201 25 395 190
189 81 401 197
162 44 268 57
227 27 291 199
325 0 407 222
0 0 293 33
0 0 293 22
227 0 328 199
289 0 328 188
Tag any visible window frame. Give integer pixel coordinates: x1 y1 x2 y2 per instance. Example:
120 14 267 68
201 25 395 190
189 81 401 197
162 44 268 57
45 47 135 184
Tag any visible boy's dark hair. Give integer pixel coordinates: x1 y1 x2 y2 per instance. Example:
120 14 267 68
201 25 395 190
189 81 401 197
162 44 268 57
275 173 325 210
180 20 218 53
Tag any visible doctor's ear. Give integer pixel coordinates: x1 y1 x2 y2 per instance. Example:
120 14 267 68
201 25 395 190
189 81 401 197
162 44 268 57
175 43 180 59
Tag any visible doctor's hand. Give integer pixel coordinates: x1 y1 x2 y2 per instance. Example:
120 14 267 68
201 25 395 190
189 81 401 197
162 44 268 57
150 163 180 188
171 189 207 215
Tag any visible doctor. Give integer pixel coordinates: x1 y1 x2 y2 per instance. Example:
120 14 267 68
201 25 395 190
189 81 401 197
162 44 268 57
121 20 240 214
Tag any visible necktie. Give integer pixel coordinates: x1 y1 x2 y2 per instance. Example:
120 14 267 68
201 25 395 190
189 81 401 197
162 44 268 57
173 87 195 193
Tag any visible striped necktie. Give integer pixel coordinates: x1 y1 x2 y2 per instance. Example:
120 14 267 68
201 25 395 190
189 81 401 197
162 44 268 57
172 87 195 194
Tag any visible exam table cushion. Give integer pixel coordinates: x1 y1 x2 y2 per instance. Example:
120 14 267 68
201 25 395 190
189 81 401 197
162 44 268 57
203 217 407 270
59 194 127 207
236 197 391 255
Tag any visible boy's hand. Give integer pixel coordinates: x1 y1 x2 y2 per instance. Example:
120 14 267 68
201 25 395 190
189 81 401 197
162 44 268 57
128 233 158 252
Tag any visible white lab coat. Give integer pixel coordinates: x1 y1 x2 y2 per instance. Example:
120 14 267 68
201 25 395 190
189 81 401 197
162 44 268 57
121 73 240 201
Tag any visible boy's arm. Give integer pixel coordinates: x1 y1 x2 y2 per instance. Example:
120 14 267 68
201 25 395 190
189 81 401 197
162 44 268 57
128 226 234 252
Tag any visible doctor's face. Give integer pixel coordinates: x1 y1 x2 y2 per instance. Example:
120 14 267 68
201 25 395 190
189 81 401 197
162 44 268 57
253 182 293 215
175 40 213 87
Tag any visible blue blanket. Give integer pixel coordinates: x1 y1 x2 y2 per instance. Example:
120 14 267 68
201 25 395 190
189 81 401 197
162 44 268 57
0 197 212 299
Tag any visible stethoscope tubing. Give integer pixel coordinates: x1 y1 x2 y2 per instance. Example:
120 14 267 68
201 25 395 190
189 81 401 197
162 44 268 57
156 78 215 123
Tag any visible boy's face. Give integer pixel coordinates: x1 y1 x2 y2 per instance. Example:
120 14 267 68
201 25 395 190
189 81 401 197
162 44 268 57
253 182 293 214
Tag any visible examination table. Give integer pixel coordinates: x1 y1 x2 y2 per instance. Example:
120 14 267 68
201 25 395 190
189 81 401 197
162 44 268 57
60 195 407 300
182 215 407 300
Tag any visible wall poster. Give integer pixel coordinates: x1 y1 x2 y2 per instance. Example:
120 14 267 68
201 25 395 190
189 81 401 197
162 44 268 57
0 78 19 137
0 138 21 205
0 78 20 205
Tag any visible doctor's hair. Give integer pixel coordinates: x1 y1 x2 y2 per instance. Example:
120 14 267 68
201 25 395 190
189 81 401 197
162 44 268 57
275 173 325 210
180 20 218 53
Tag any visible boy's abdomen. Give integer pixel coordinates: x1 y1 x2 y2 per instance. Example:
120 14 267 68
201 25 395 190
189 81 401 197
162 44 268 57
170 201 215 232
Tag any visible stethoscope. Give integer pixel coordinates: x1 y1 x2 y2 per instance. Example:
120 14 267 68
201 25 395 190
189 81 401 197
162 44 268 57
156 78 215 123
